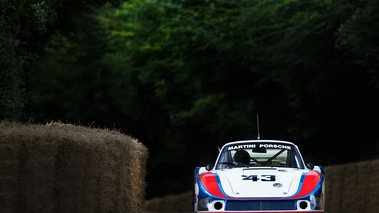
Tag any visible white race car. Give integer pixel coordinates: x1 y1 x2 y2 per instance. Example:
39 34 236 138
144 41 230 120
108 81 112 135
194 140 325 213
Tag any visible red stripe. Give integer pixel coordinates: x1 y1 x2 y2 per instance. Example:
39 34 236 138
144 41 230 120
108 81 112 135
289 170 321 199
199 172 231 199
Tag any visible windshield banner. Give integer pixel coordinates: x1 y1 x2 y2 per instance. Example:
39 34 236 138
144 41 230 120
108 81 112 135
227 143 292 151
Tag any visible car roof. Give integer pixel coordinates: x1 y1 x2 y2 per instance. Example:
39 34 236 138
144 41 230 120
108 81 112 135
222 140 297 147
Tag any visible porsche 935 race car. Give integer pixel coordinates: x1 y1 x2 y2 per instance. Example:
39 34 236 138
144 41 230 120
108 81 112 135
194 140 325 213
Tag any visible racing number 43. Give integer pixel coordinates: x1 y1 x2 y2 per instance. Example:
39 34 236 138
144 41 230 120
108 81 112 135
243 175 276 181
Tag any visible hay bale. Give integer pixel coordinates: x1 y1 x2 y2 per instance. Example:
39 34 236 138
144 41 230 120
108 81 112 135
0 121 148 213
325 159 379 213
144 191 193 213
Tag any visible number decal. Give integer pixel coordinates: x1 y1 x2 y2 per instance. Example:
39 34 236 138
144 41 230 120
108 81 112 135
243 175 259 181
261 175 276 181
243 175 276 181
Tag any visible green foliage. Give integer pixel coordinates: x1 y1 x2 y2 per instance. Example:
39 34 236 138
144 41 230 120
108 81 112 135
0 0 56 121
94 0 379 196
17 0 379 197
336 0 379 87
0 0 120 121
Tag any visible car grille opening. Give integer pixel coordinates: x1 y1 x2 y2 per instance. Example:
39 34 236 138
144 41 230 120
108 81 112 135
226 200 296 211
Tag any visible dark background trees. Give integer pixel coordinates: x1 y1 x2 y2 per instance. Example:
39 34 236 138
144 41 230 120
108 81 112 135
2 0 379 198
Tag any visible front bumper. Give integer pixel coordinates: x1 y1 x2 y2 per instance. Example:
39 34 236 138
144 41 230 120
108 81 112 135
196 198 324 212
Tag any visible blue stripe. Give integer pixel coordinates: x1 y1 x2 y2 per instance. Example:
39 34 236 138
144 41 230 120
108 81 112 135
290 172 306 198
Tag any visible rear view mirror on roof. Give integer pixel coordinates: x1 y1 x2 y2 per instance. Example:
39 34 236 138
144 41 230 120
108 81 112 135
252 147 267 153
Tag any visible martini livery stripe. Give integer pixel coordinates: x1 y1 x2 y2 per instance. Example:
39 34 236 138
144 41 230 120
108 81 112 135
198 171 322 200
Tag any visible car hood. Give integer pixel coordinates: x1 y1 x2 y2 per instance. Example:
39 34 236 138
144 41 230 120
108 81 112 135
216 168 304 198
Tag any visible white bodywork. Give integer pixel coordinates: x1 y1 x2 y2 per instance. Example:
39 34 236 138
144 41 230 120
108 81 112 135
217 168 304 198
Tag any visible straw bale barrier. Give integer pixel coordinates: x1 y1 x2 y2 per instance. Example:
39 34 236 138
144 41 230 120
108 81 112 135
0 121 148 213
144 159 379 213
324 159 379 213
144 191 193 213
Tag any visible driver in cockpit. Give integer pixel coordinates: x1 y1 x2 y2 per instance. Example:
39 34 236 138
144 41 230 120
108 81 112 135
233 150 250 166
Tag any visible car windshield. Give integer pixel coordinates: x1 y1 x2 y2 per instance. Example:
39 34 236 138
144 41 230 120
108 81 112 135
216 142 305 169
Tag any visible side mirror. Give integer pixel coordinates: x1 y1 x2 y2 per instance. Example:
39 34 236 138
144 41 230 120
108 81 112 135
205 164 214 171
306 163 314 170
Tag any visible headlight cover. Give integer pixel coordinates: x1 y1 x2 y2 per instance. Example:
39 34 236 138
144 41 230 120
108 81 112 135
310 194 316 210
198 197 210 211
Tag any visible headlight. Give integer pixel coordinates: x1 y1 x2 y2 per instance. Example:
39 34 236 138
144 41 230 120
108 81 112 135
198 197 210 210
309 193 325 210
310 194 316 210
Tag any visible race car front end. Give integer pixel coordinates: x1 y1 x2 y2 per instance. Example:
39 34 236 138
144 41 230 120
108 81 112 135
193 140 325 213
194 167 325 213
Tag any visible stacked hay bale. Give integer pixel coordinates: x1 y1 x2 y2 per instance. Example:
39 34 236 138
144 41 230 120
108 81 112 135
144 191 193 213
324 159 379 213
0 121 148 213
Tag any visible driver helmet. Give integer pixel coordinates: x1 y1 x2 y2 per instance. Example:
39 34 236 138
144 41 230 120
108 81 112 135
233 150 250 165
